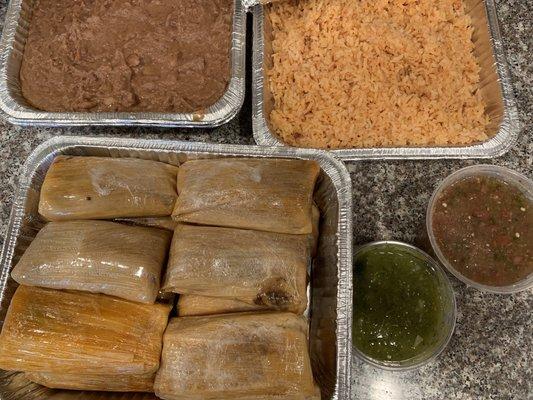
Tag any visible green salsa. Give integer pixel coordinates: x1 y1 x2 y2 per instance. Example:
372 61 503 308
353 243 449 363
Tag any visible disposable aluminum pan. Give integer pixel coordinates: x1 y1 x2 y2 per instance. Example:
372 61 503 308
0 0 246 127
251 0 520 160
0 136 353 400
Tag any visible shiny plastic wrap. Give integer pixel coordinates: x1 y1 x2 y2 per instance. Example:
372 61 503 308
39 156 178 220
11 220 172 304
172 158 320 234
177 295 266 317
0 137 353 400
154 312 320 400
25 372 154 392
113 217 178 231
0 285 171 374
163 224 308 313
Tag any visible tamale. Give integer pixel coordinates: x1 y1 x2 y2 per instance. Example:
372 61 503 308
163 224 308 313
154 313 320 400
308 204 320 258
114 216 178 231
178 295 266 317
172 158 320 234
39 156 178 220
11 220 172 304
25 371 155 392
0 286 170 374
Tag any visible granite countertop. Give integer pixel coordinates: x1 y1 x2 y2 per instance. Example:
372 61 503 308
0 0 531 399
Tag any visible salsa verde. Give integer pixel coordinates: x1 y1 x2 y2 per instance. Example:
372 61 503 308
353 243 450 364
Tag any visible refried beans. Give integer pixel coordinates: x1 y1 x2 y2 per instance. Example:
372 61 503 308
20 0 233 112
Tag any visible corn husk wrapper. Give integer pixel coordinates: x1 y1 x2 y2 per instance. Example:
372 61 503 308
39 156 178 220
163 224 308 313
0 286 171 375
114 216 178 231
177 295 265 317
25 371 155 392
308 204 320 257
172 158 319 234
154 313 320 400
11 220 172 304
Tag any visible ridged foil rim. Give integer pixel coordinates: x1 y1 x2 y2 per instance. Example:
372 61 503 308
0 136 353 400
251 1 520 160
0 0 246 127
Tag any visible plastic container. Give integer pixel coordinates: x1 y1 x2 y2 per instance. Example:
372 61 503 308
427 164 533 294
352 241 456 370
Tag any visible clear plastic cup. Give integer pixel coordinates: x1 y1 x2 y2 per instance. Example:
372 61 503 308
426 164 533 294
352 241 456 370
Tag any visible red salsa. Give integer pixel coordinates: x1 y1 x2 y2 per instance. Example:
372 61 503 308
432 175 532 287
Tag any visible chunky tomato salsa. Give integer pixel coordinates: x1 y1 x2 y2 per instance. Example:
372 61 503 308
432 175 532 287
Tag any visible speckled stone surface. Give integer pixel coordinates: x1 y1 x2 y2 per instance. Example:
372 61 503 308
0 0 531 399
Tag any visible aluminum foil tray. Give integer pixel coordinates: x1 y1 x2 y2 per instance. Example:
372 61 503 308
251 0 520 160
0 136 353 400
0 0 246 127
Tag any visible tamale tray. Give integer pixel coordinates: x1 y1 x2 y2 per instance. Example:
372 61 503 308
0 136 353 400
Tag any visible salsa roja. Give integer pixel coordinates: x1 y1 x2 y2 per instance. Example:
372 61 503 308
432 175 532 287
